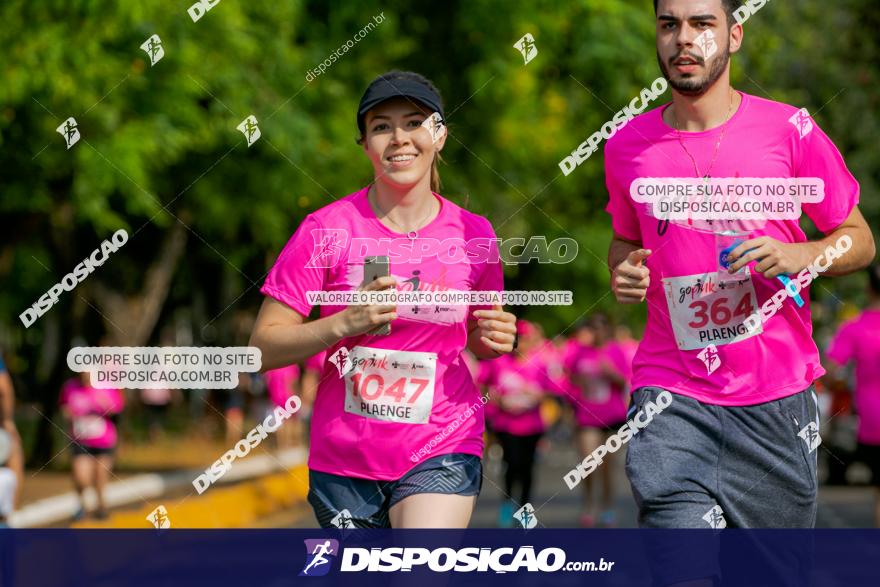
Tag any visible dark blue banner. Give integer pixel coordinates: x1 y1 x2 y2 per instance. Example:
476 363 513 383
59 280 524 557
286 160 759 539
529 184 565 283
2 529 878 586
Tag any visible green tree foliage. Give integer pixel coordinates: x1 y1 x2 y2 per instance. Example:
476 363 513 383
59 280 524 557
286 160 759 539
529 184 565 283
0 0 875 460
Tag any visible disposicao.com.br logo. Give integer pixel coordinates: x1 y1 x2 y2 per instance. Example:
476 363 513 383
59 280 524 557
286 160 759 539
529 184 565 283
299 541 615 575
301 539 340 577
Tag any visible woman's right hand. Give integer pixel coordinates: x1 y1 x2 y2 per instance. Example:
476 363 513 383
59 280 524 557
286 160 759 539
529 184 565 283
338 275 398 338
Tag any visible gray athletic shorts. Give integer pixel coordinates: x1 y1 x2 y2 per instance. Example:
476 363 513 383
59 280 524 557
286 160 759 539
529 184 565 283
626 385 819 529
625 386 820 586
308 453 482 529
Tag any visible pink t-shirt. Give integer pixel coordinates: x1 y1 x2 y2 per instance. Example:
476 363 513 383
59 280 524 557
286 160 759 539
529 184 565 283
60 379 125 449
565 344 628 428
826 310 880 445
261 187 503 480
604 92 859 406
479 352 548 436
303 351 325 373
264 363 301 409
607 339 638 392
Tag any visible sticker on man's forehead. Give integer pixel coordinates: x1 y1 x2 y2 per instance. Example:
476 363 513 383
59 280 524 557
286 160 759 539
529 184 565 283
421 112 445 143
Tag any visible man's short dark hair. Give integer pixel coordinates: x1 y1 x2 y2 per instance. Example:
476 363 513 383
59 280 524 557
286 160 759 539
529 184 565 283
653 0 743 28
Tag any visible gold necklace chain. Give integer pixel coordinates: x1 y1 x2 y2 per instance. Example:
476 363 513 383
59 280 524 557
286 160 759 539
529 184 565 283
672 89 736 179
370 185 436 239
671 90 736 228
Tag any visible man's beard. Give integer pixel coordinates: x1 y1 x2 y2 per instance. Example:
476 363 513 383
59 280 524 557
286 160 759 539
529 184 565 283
657 45 730 96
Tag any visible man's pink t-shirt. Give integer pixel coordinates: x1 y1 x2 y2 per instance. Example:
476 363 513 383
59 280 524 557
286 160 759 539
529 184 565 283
604 92 859 405
564 344 628 428
826 310 880 445
264 364 301 409
478 352 548 436
60 379 125 449
261 187 503 480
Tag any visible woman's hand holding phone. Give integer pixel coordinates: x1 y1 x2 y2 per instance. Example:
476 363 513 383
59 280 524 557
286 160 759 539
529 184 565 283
339 275 398 338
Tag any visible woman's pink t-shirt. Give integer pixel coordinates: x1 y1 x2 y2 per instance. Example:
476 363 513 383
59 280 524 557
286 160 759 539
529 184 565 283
60 379 125 449
478 352 548 436
261 187 503 480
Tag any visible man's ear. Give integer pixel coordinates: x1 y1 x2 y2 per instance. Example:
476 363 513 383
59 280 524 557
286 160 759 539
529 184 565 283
728 22 743 54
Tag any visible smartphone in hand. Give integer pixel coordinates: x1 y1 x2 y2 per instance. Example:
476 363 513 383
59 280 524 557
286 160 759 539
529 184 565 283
362 256 391 335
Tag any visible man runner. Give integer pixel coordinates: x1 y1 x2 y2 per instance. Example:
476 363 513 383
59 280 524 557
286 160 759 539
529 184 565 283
605 0 875 535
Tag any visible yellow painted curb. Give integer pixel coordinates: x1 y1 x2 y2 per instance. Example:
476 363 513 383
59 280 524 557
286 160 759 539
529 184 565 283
73 464 310 529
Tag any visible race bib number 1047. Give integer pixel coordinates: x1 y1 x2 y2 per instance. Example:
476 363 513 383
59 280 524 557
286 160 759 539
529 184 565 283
344 346 437 424
663 271 762 351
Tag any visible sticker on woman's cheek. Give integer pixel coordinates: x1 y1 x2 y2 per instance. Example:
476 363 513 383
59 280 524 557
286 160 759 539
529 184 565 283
422 112 445 143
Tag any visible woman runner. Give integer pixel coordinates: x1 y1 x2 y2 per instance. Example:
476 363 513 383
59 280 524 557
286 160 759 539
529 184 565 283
250 71 516 528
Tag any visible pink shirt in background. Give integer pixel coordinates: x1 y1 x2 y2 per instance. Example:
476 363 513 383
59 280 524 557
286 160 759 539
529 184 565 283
264 363 301 409
606 339 638 393
479 352 548 436
565 344 628 428
826 310 880 445
60 379 125 449
261 187 503 480
304 351 325 373
477 359 502 430
605 92 859 405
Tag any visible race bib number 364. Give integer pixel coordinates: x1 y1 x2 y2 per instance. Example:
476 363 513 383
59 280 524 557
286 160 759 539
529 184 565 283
663 272 762 351
344 346 437 424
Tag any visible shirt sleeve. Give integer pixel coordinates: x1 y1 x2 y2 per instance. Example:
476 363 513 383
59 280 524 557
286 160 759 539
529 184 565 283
826 321 855 367
468 219 504 315
796 119 860 234
260 214 328 318
604 144 642 242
